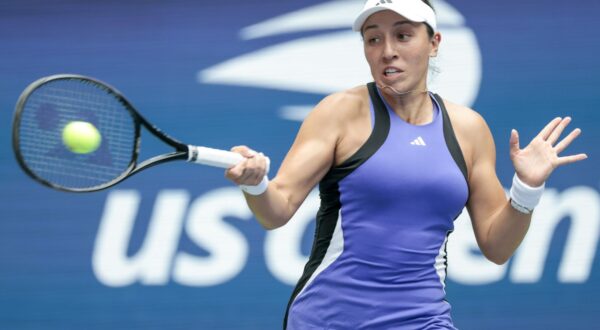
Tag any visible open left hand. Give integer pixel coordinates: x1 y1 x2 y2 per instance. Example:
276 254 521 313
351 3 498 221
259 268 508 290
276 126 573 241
510 117 588 187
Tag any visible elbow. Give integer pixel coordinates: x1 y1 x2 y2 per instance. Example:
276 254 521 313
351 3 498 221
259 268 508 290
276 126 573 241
482 249 511 265
257 217 289 231
487 255 510 265
260 222 282 231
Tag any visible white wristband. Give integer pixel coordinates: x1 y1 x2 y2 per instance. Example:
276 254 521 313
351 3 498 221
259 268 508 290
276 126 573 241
239 152 270 196
509 173 545 214
240 176 269 195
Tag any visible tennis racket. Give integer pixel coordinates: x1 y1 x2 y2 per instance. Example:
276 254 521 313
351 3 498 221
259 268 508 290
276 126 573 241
12 74 262 192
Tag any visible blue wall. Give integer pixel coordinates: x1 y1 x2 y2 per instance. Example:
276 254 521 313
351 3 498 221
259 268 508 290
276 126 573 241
1 1 598 329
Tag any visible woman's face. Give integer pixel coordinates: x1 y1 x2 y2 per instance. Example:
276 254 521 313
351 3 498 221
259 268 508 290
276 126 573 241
362 10 440 94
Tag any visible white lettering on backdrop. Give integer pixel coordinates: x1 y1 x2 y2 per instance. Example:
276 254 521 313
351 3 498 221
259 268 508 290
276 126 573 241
93 187 599 287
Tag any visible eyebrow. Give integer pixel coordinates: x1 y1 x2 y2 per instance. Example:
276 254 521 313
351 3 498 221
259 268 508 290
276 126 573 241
362 20 413 33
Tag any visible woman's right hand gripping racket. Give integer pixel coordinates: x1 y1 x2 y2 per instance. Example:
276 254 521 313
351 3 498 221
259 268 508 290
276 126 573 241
12 74 269 193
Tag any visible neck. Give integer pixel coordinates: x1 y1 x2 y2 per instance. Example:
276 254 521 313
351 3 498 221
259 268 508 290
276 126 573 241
377 84 432 125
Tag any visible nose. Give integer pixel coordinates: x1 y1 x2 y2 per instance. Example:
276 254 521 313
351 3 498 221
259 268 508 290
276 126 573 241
382 39 397 61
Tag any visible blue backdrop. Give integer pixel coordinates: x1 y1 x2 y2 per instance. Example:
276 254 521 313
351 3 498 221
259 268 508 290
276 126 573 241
1 0 599 329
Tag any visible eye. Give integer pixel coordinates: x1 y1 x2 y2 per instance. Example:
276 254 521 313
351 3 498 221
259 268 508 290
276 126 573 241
397 33 410 41
366 36 380 45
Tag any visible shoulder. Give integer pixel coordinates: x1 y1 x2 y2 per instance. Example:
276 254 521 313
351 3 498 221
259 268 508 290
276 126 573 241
439 97 491 141
294 85 372 165
293 85 370 139
309 85 369 121
438 97 496 171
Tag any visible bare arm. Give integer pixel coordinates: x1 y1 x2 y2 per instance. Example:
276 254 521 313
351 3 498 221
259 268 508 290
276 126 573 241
226 93 356 229
465 115 531 264
466 115 586 264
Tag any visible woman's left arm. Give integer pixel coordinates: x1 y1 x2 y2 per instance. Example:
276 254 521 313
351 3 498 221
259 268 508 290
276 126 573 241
465 116 587 265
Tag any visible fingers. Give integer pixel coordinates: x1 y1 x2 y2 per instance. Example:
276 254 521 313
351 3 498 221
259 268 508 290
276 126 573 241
226 161 265 185
240 154 267 185
225 146 268 186
230 145 257 158
509 129 520 157
557 153 588 166
547 117 572 145
554 128 582 154
549 120 587 166
537 117 563 141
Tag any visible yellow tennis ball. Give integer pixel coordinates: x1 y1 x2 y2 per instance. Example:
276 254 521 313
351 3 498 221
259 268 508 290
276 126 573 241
62 121 102 154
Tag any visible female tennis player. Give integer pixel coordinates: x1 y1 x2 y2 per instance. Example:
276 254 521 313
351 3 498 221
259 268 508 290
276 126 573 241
226 0 587 328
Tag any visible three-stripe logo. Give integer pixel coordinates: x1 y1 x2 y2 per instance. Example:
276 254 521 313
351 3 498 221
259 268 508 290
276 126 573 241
410 136 427 146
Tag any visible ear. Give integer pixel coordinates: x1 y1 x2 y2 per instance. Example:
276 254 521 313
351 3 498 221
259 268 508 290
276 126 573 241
429 32 442 57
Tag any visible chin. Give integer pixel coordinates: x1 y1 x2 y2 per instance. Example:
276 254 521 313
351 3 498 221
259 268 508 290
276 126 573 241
378 80 407 92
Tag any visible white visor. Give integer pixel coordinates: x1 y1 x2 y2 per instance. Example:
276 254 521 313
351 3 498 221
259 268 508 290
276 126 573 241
353 0 437 32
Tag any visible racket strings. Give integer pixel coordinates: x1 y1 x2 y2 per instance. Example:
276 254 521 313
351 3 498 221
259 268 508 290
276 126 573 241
17 79 137 190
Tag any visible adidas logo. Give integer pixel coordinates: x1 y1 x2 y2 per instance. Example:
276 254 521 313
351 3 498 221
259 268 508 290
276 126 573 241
410 136 427 146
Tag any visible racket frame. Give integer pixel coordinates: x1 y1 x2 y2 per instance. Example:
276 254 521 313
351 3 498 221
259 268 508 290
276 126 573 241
12 74 190 192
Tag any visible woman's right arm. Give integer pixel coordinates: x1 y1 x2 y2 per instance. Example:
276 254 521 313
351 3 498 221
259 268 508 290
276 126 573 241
226 93 351 230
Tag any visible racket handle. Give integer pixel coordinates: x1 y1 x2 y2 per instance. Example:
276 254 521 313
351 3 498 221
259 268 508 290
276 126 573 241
187 146 244 168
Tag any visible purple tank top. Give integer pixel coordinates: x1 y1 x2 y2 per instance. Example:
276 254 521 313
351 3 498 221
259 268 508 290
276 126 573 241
285 83 469 329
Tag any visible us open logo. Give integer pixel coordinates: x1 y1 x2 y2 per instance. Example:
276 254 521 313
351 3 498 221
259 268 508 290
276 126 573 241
198 0 482 121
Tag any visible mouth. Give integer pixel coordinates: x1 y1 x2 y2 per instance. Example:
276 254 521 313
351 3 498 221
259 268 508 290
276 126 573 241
383 67 403 78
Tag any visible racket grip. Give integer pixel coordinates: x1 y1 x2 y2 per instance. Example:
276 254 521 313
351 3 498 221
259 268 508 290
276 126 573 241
187 146 244 168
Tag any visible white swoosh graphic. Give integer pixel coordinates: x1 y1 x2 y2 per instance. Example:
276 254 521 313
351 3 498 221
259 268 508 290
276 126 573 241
198 0 481 120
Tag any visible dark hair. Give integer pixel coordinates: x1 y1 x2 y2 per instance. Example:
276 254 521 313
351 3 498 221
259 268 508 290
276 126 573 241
422 0 435 39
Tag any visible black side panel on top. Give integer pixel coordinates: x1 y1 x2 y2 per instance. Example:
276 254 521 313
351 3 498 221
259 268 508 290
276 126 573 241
433 93 469 186
283 82 391 329
318 82 391 193
282 184 341 329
